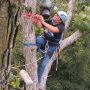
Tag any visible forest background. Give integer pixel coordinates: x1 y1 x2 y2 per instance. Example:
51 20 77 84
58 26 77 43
0 0 90 90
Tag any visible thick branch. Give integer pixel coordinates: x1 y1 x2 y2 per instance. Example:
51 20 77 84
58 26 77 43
60 30 82 51
65 0 75 31
40 30 82 90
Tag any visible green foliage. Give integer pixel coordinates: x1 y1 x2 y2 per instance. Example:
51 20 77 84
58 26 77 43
47 79 63 90
71 2 90 32
9 73 21 89
47 33 90 90
10 27 23 89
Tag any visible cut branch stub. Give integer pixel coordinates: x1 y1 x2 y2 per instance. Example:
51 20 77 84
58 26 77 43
19 69 33 85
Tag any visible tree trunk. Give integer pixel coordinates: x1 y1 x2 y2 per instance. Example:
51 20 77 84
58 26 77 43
22 0 38 90
0 0 20 90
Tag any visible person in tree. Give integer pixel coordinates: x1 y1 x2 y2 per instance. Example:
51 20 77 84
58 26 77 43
34 11 67 82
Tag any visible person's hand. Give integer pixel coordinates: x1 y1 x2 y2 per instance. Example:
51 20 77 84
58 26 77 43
33 14 44 24
39 15 44 23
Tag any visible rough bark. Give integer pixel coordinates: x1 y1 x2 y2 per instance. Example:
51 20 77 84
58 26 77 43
0 3 8 90
22 0 38 90
0 0 20 90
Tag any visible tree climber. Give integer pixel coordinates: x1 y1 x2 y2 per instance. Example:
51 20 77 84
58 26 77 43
34 11 67 82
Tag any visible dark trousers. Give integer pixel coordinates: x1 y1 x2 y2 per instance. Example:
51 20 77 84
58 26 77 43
36 36 58 82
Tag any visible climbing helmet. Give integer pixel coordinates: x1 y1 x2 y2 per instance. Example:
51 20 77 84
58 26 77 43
57 11 67 23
